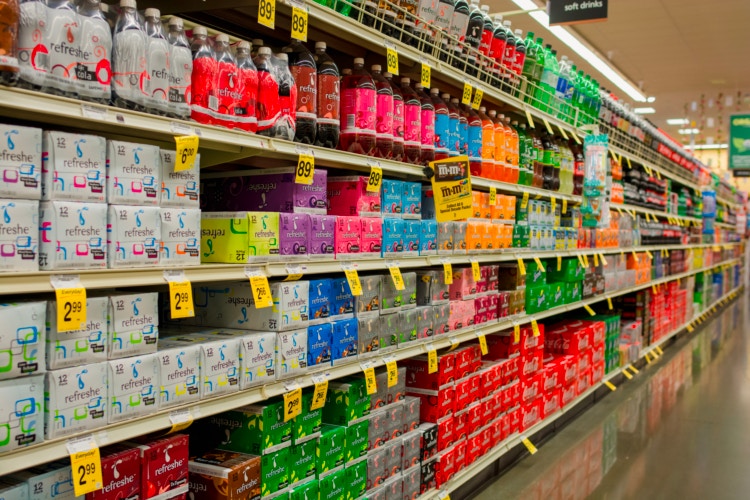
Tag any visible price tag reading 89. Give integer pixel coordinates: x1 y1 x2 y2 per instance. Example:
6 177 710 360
386 46 399 75
366 164 382 193
421 62 431 89
291 5 308 42
258 0 276 28
462 82 472 105
295 152 315 185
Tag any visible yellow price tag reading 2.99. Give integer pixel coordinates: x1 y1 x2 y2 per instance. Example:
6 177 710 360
174 135 199 172
290 5 308 42
295 152 315 185
283 386 302 422
250 275 273 308
67 436 103 496
56 287 87 332
168 281 194 319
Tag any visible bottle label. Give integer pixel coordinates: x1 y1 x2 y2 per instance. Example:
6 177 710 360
468 123 482 159
494 129 505 164
481 123 494 160
45 7 80 93
416 0 439 28
459 121 468 154
403 102 420 146
18 2 49 86
75 17 111 100
465 18 483 48
393 97 405 140
420 108 435 148
448 11 469 41
341 87 376 133
190 55 217 118
255 67 281 130
434 111 450 150
513 50 525 75
502 44 516 69
435 2 454 30
112 29 147 102
290 65 317 120
479 28 493 55
489 38 506 64
147 38 171 112
376 90 394 138
317 73 340 125
169 46 193 107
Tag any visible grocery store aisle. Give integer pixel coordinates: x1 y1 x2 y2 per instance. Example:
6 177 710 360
472 293 748 500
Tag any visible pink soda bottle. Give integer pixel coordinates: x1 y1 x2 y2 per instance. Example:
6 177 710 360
253 46 281 136
385 72 404 162
415 82 435 165
400 77 421 164
339 58 376 155
371 64 393 159
189 25 215 125
212 34 239 129
235 40 258 133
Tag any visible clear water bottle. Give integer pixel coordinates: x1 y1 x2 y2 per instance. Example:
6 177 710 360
144 8 171 115
166 17 192 120
112 0 147 110
76 0 112 104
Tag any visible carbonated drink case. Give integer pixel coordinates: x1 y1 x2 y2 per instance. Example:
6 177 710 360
340 58 376 155
314 42 340 149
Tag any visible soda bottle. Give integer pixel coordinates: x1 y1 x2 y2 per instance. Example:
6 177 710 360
376 0 396 38
466 104 481 177
0 0 19 85
251 38 263 58
531 128 543 188
499 20 515 93
488 109 505 181
17 0 48 90
511 29 525 92
514 121 529 186
443 93 459 156
99 2 115 31
503 116 518 184
283 40 317 144
488 15 506 87
314 42 340 149
570 138 583 195
400 77 421 164
530 37 546 108
464 0 482 52
235 40 258 133
113 0 148 110
386 72 404 161
447 0 469 69
371 64 393 159
74 0 111 104
478 4 492 57
556 55 571 121
455 98 468 155
395 0 418 47
541 132 554 191
431 89 450 161
414 0 438 48
44 0 78 97
254 46 281 135
540 45 559 114
274 52 297 141
520 32 538 104
340 58 376 155
143 8 171 116
415 83 435 165
559 137 574 195
478 106 494 179
434 0 454 61
166 17 192 120
209 34 238 128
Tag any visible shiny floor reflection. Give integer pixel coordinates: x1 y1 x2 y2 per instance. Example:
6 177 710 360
472 294 747 500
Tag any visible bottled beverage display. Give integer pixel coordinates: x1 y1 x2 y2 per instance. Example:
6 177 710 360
431 89 450 161
314 42 340 149
400 77 421 164
166 17 192 119
504 116 518 184
0 0 19 85
284 40 317 144
371 64 393 159
17 0 48 90
478 4 492 57
434 0 455 58
447 0 470 67
464 0 483 52
386 72 405 161
76 0 112 104
488 15 506 86
340 58 376 155
235 40 258 133
515 121 529 186
415 83 435 165
499 21 515 92
531 127 543 188
144 8 171 115
488 109 505 181
454 97 467 155
477 106 494 178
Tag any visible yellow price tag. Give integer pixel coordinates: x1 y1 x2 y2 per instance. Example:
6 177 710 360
363 365 377 395
655 170 661 180
645 352 652 363
582 253 589 267
443 261 453 285
600 253 607 266
571 130 581 144
366 165 383 193
174 135 199 172
577 253 585 267
652 284 657 293
471 88 483 110
531 319 540 337
625 156 632 169
646 250 653 259
686 324 694 332
622 369 633 380
542 118 553 134
462 82 472 105
655 346 663 355
168 409 193 433
291 5 308 41
562 198 567 214
652 349 660 359
386 46 399 75
607 297 613 310
525 109 535 128
632 251 639 263
421 62 431 88
471 260 481 281
249 275 273 309
521 191 529 209
489 187 497 206
388 265 405 291
629 364 639 374
644 164 652 176
68 438 103 496
295 153 315 185
522 437 538 454
604 380 617 391
310 377 328 411
533 256 545 272
283 273 304 282
513 324 520 343
558 125 568 140
557 255 562 271
168 281 194 318
517 258 526 276
583 304 595 316
593 253 599 266
344 268 363 296
386 359 398 388
257 0 275 28
550 196 557 213
428 348 438 374
478 334 488 355
56 287 87 332
283 386 302 422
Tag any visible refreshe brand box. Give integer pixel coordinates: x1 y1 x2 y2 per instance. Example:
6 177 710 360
307 323 332 368
188 449 261 500
0 301 45 380
129 433 189 499
289 439 317 484
260 448 290 497
308 214 335 258
331 318 358 365
88 446 141 500
0 374 44 454
107 205 161 268
46 296 107 369
42 131 106 202
160 208 200 266
160 150 200 208
309 278 332 324
156 343 200 409
0 198 38 271
204 328 276 390
326 175 381 217
39 200 107 269
279 212 310 259
0 124 42 200
293 393 322 444
316 425 345 476
277 328 308 377
106 140 161 205
161 335 240 399
44 362 107 439
204 401 291 455
199 211 280 263
107 292 159 359
107 353 159 423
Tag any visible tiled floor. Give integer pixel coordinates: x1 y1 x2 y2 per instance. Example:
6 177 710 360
472 293 748 500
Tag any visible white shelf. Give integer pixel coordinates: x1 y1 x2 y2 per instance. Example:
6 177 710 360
0 243 737 295
0 257 739 475
422 283 745 499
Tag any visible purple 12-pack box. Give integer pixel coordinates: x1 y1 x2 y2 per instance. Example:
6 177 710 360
200 167 327 214
279 213 310 259
309 214 335 258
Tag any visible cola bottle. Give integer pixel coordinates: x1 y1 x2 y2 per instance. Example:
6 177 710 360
284 40 317 144
314 42 340 149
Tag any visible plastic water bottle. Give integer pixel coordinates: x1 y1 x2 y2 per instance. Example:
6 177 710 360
44 0 78 96
112 0 147 110
166 17 192 120
478 106 495 178
314 42 340 149
400 77 421 164
254 46 281 136
386 72 404 162
431 89 450 161
189 25 215 124
284 40 317 144
443 93 459 157
371 65 393 159
274 52 297 141
75 0 111 104
17 0 48 90
0 0 19 85
144 8 171 115
339 58 376 155
235 40 258 133
415 83 435 165
466 104 482 177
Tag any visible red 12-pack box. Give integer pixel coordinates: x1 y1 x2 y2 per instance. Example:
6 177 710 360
87 446 141 500
500 356 521 385
520 350 544 378
543 357 562 393
521 373 543 403
454 345 482 379
561 383 577 407
521 398 543 431
479 362 503 398
542 389 561 419
404 352 456 390
436 414 454 451
546 323 590 355
485 331 521 359
407 386 455 423
521 324 545 353
130 433 189 499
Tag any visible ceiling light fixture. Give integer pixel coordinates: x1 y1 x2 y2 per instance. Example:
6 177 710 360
634 107 656 114
508 0 647 102
647 97 656 103
667 118 689 126
687 144 728 150
678 128 700 135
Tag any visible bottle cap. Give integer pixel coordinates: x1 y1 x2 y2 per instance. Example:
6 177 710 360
277 53 289 61
503 20 511 27
315 41 327 49
480 5 489 12
168 16 183 28
145 8 160 18
514 29 522 36
120 0 136 8
216 34 229 43
493 14 503 23
354 57 365 65
451 98 459 103
441 93 450 99
371 64 381 71
99 3 109 13
258 46 272 55
193 26 207 36
384 72 392 78
401 77 410 84
431 88 439 94
479 106 486 112
237 41 250 50
488 109 496 116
